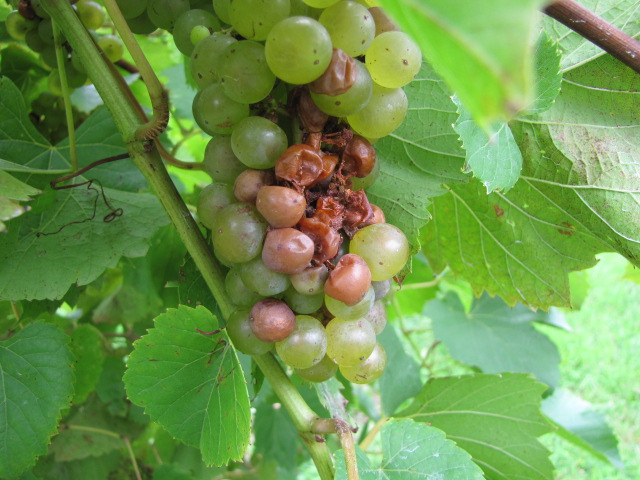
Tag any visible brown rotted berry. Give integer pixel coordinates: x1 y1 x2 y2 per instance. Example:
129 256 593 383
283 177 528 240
343 189 373 232
296 89 329 133
324 254 372 306
297 216 342 264
275 144 324 187
309 48 357 96
342 135 376 178
250 298 296 342
262 228 315 274
256 186 307 228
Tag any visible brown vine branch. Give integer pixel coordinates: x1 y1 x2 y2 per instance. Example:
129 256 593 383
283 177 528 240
544 0 640 73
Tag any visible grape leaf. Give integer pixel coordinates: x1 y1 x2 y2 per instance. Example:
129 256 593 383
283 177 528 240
334 419 484 480
542 388 623 468
377 0 546 129
0 44 47 106
254 391 299 479
543 0 640 72
525 32 563 115
378 324 422 416
398 373 554 480
427 293 561 387
516 55 640 267
369 62 467 253
0 322 75 478
124 305 250 466
0 79 169 301
69 324 105 404
422 179 605 308
0 170 41 232
453 97 522 193
50 400 131 462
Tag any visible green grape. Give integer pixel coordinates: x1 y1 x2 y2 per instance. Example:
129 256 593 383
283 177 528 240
295 355 338 382
347 84 407 139
290 265 328 295
284 288 324 314
225 268 264 307
38 18 54 43
326 317 376 366
219 41 276 104
349 223 409 281
190 25 211 46
265 16 332 85
25 29 47 53
276 315 327 369
339 342 386 384
214 0 232 24
212 203 267 264
40 46 59 70
231 117 288 169
30 0 50 19
310 60 372 117
290 0 322 18
226 308 273 355
229 0 290 41
192 83 249 135
302 0 339 7
147 0 190 31
203 135 246 183
47 70 63 96
196 182 235 229
6 11 38 41
324 286 374 320
172 9 219 56
365 31 422 88
116 0 148 19
363 300 386 334
190 33 237 89
372 279 391 300
76 1 105 30
127 11 157 35
64 61 88 88
240 257 291 296
98 35 124 63
319 1 375 57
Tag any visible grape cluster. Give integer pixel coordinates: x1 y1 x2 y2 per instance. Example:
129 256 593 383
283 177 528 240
185 0 419 384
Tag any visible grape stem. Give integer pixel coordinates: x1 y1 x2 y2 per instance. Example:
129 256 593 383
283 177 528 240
544 0 640 74
41 2 335 479
52 21 77 172
102 0 169 140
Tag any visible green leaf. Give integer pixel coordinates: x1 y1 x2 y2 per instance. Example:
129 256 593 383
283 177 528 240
524 32 562 115
95 356 128 417
543 0 640 72
378 324 423 416
50 401 126 462
427 293 561 387
515 55 640 267
453 97 522 193
422 179 605 309
124 305 251 466
0 45 47 106
398 373 554 480
368 62 467 253
0 170 41 232
0 322 75 478
542 389 623 468
377 0 546 129
69 324 105 404
0 78 169 301
335 419 485 480
254 391 299 478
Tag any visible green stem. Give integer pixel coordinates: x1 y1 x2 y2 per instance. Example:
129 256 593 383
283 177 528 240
103 0 169 140
52 21 77 171
254 354 335 480
42 2 334 477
